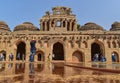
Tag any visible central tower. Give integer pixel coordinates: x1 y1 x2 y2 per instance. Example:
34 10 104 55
40 6 77 32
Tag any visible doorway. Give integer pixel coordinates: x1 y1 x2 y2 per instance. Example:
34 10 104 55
52 42 64 60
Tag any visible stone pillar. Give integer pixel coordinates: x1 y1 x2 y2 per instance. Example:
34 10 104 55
6 49 11 62
34 55 37 62
61 20 63 27
65 20 68 29
45 21 47 31
40 21 43 31
13 49 17 61
54 20 57 27
26 40 30 62
49 20 51 29
4 41 6 49
73 21 77 31
104 40 112 63
24 63 29 83
118 48 120 62
2 41 4 48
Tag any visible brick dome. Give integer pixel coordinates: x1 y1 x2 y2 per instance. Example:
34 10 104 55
110 22 120 31
80 22 104 31
0 21 11 32
14 22 39 31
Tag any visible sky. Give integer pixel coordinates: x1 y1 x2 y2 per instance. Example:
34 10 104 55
0 0 120 31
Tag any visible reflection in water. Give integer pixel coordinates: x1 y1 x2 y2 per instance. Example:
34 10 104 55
13 76 24 82
29 63 34 74
35 64 44 72
15 63 25 74
0 63 120 83
112 63 120 69
52 63 64 77
92 63 106 68
0 63 5 72
8 63 13 69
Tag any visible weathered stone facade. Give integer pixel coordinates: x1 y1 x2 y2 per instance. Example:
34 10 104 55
0 6 120 63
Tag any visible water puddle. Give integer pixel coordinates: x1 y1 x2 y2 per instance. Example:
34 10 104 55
0 62 120 83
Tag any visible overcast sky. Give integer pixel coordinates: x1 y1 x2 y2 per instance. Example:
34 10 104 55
0 0 120 31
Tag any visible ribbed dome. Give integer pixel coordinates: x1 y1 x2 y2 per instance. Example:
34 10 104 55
0 21 7 25
14 22 39 31
110 22 120 31
80 22 104 31
0 21 11 32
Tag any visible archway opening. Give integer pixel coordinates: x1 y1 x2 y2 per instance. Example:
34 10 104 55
52 42 64 60
38 54 42 61
72 51 84 62
111 52 119 62
0 50 6 61
57 21 61 27
36 51 44 61
16 42 26 60
91 42 103 61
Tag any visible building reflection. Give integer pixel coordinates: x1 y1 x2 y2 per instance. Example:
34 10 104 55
52 63 64 77
8 63 13 69
15 63 25 74
0 63 5 72
29 63 34 74
0 63 120 83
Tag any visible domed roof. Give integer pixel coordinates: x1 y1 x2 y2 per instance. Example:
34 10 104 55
110 22 120 31
14 22 39 31
0 21 11 32
80 22 104 31
0 21 7 25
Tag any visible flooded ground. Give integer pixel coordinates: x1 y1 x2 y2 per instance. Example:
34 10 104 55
0 62 120 83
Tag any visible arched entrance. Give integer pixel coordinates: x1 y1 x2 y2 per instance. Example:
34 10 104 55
72 51 84 62
36 51 44 61
0 50 6 61
16 41 26 60
111 51 119 62
91 42 104 61
52 42 64 60
38 54 42 61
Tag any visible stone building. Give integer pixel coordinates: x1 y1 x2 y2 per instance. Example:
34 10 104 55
0 6 120 63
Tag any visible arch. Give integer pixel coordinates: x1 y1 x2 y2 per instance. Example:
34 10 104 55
91 41 105 61
52 42 64 60
51 40 66 48
16 41 26 61
36 50 45 61
72 50 84 62
111 51 119 62
0 50 6 61
57 21 61 27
